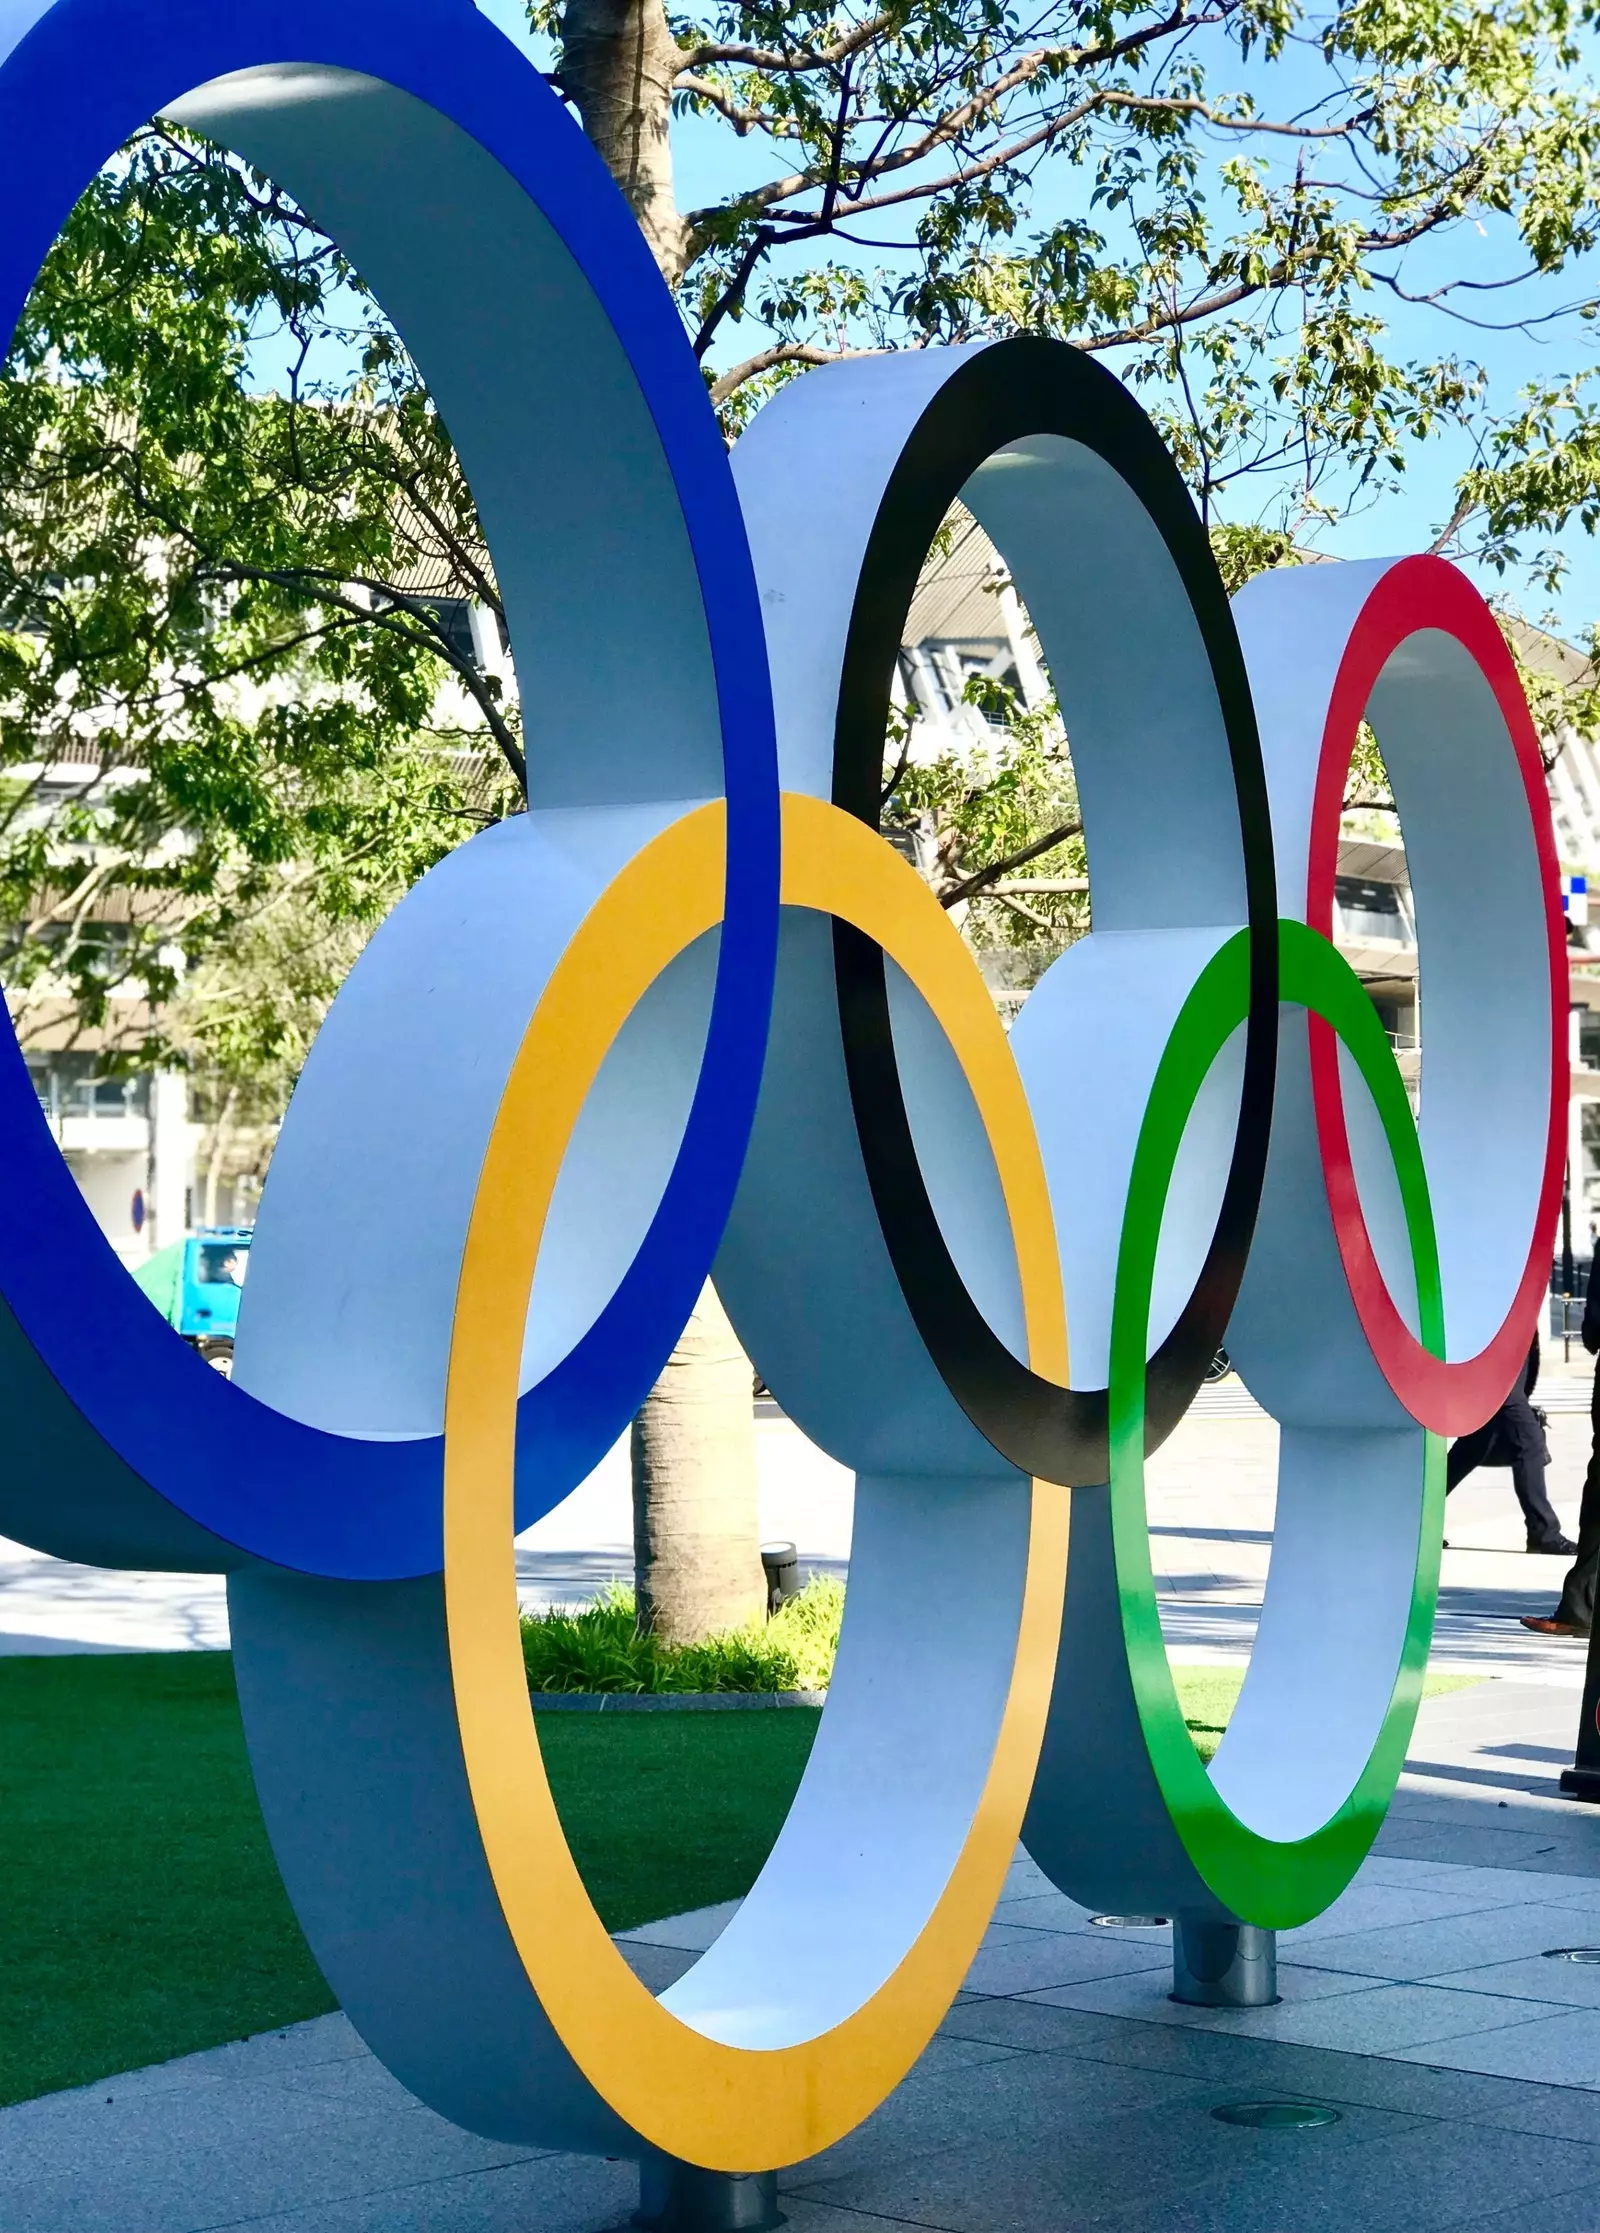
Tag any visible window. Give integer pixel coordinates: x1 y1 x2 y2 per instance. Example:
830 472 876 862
1582 1103 1600 1224
195 1242 248 1286
900 639 1021 725
1366 993 1417 1050
43 1054 149 1119
414 597 479 670
1334 875 1410 944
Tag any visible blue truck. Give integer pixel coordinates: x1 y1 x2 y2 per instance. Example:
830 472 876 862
131 1226 252 1369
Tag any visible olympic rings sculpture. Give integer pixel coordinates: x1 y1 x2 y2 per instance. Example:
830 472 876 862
0 0 1567 2179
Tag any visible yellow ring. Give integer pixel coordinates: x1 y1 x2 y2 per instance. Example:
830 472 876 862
443 793 1070 2168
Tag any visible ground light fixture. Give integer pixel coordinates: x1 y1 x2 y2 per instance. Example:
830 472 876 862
1210 2102 1343 2131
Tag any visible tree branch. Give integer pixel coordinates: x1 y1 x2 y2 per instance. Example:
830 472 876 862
707 341 872 403
941 817 1083 908
693 224 773 360
680 12 895 75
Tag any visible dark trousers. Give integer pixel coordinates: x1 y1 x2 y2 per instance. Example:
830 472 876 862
1445 1392 1564 1547
1556 1377 1600 1633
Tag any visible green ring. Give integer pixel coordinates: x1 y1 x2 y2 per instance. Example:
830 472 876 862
1108 919 1445 1926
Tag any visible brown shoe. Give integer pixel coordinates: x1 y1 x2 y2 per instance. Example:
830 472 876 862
1521 1616 1589 1636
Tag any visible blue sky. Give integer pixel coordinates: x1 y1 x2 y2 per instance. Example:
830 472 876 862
471 0 1600 639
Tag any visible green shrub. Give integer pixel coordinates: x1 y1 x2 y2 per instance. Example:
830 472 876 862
520 1576 843 1695
765 1572 844 1691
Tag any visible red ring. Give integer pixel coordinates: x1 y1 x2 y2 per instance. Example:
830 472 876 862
1306 556 1567 1436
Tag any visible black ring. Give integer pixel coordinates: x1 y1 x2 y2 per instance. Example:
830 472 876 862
831 337 1277 1484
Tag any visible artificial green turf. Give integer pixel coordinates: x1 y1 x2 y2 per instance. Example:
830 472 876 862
0 1651 334 2108
1174 1663 1481 1760
0 1651 820 2107
536 1707 820 1929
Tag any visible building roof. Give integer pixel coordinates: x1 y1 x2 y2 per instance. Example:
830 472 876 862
903 507 1008 646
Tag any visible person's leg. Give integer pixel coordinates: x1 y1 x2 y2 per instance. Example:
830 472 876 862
1445 1432 1487 1495
1553 1389 1600 1632
1499 1399 1566 1548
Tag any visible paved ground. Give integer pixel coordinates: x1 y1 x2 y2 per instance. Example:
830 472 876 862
6 1376 1600 2229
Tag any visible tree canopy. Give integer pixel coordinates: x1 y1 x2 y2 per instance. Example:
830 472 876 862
0 125 517 1090
555 0 1600 557
4 0 1600 1092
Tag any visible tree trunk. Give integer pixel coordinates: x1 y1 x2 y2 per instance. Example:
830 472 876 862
201 1083 236 1228
558 0 689 285
631 1280 767 1643
560 0 766 1645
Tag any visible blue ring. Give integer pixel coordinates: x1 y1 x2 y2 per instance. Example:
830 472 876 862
0 0 779 1580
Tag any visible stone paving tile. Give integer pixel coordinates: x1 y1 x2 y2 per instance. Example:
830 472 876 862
1282 1879 1517 1945
1545 1881 1600 1914
1106 2115 1600 2233
614 1899 740 1951
1187 2038 1600 2142
963 1930 1169 1996
1374 1819 1595 1873
1002 1855 1052 1899
1445 2175 1600 2233
779 2203 920 2232
788 2045 1207 2198
990 1887 1105 1934
1360 1856 1600 1906
617 1941 697 1991
974 1919 1055 1949
240 2053 423 2112
1028 1971 1549 2053
1290 1902 1597 1980
13 1846 1600 2233
1027 1956 1378 2025
0 2065 514 2184
937 1994 1141 2057
182 2152 637 2233
1 2015 369 2118
897 2036 1023 2080
0 2103 544 2233
790 2075 1426 2233
999 2005 1600 2146
1382 1786 1600 1845
1429 1951 1600 2006
1391 2005 1600 2086
1200 1984 1553 2056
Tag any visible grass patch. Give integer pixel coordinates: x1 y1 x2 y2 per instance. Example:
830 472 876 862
0 1650 819 2107
520 1576 842 1694
1175 1664 1483 1761
0 1652 334 2108
536 1706 819 1930
0 1643 1483 2107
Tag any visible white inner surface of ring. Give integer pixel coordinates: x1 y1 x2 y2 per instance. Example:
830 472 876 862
662 1464 1032 2047
165 69 729 1436
960 434 1248 1383
236 820 717 1437
1367 630 1550 1361
1214 1009 1429 1844
1214 570 1458 1845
